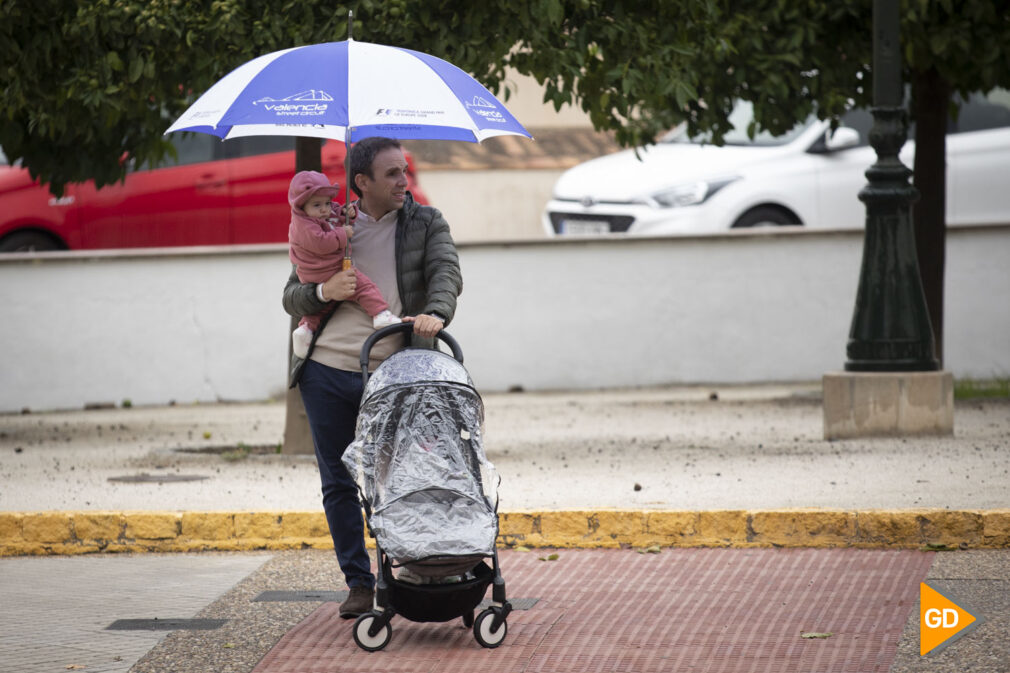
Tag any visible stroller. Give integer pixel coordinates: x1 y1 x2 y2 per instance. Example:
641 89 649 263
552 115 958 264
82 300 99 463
341 323 512 651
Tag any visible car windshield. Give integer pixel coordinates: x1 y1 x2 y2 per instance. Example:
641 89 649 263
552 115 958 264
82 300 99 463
663 100 814 147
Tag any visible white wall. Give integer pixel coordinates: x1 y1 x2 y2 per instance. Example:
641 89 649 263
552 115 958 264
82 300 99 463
420 169 559 242
0 226 1007 412
496 68 593 129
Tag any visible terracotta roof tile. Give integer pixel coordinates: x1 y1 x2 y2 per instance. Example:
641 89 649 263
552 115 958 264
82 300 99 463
403 127 620 171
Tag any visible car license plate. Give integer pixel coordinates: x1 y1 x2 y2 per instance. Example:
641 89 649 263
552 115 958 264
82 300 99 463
561 219 610 235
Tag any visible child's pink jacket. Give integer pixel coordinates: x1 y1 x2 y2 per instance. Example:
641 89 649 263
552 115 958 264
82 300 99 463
288 208 388 331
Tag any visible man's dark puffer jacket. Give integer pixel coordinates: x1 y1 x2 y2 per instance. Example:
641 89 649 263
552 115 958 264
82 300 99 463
282 192 462 387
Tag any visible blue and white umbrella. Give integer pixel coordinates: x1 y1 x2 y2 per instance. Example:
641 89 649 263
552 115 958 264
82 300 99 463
166 39 532 144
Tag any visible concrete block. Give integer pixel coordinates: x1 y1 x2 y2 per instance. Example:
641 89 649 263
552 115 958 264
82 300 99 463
280 512 328 539
592 511 644 544
918 510 982 547
0 513 24 541
981 510 1010 547
181 512 235 540
498 512 542 547
22 513 71 543
540 511 593 547
823 371 954 439
235 512 282 539
73 513 123 542
856 510 921 546
125 513 180 540
695 511 748 546
645 511 698 544
750 510 855 547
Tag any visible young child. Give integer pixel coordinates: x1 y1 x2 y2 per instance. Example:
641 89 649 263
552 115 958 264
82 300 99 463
288 170 400 358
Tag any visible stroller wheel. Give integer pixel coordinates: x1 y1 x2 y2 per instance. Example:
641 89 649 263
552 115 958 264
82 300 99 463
462 610 475 628
353 613 392 651
473 608 507 648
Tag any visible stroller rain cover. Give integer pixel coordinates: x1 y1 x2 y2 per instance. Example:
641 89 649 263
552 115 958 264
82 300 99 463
342 348 499 564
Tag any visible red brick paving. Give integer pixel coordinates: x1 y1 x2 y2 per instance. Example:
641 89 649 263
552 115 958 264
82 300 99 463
253 548 933 673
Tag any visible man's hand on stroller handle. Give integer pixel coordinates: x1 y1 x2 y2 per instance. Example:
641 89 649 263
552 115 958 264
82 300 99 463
403 313 444 338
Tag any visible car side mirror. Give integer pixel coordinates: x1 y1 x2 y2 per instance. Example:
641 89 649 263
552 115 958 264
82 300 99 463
824 126 860 151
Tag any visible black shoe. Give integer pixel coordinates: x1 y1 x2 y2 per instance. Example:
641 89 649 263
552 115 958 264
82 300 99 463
339 585 375 619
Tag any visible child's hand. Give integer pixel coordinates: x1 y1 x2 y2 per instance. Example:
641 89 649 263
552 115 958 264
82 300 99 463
343 223 354 238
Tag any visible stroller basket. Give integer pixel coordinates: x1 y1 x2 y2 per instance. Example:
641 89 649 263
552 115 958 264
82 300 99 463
386 560 493 623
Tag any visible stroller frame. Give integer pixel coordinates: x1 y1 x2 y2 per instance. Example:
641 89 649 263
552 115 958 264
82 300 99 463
350 324 512 651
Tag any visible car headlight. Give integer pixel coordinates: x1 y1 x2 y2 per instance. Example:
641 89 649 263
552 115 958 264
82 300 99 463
650 177 738 208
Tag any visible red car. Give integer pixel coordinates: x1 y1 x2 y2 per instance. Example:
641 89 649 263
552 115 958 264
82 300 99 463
0 135 428 252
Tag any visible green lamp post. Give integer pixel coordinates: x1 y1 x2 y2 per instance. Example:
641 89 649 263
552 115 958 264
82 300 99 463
845 0 938 372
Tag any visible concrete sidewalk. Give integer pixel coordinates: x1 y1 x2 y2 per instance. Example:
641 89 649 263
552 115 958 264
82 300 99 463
1 384 1008 672
2 385 1008 553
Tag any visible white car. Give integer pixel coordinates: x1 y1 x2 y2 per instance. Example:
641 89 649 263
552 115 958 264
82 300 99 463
544 91 1010 236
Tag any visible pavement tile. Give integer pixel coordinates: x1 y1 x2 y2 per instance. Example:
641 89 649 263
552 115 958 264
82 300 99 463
253 548 933 673
0 553 269 673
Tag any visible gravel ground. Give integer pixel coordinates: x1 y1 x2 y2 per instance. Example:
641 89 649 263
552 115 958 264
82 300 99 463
890 550 1010 672
1 385 1008 512
130 551 327 673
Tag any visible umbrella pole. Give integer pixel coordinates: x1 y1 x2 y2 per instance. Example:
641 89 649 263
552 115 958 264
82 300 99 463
342 9 354 272
343 126 353 271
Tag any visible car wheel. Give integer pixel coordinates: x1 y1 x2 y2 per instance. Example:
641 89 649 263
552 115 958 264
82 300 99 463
0 231 64 252
731 206 801 228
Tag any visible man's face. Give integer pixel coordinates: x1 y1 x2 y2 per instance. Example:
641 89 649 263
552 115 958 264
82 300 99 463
303 195 332 219
357 147 409 216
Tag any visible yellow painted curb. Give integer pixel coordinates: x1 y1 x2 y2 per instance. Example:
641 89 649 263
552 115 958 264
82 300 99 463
0 509 1008 556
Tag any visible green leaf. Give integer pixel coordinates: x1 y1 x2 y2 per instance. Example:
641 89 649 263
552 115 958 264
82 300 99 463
674 80 697 110
127 57 144 83
106 51 124 71
929 32 949 55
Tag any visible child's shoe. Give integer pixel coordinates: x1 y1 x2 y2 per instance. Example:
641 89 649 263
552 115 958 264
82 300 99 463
372 310 402 329
292 324 313 358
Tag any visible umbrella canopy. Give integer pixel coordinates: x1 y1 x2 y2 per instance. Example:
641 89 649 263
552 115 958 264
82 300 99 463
166 39 532 144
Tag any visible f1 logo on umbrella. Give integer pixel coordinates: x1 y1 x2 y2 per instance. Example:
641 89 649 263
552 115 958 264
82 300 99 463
920 583 984 656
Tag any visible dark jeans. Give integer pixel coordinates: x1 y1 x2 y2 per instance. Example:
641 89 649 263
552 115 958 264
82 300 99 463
298 359 374 589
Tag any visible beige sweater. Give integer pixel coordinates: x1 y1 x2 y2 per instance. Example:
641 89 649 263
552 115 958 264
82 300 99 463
310 208 404 372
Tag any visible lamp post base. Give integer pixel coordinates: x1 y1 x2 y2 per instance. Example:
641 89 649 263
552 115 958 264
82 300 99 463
823 371 953 440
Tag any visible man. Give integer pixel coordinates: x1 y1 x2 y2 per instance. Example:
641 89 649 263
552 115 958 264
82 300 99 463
282 136 462 618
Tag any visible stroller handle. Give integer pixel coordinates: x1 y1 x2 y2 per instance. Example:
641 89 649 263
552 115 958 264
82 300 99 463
359 322 464 382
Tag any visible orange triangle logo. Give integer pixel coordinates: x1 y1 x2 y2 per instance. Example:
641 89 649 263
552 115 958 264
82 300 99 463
920 583 981 656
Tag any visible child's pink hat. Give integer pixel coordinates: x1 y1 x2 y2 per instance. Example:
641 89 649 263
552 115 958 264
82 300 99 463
288 171 340 209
